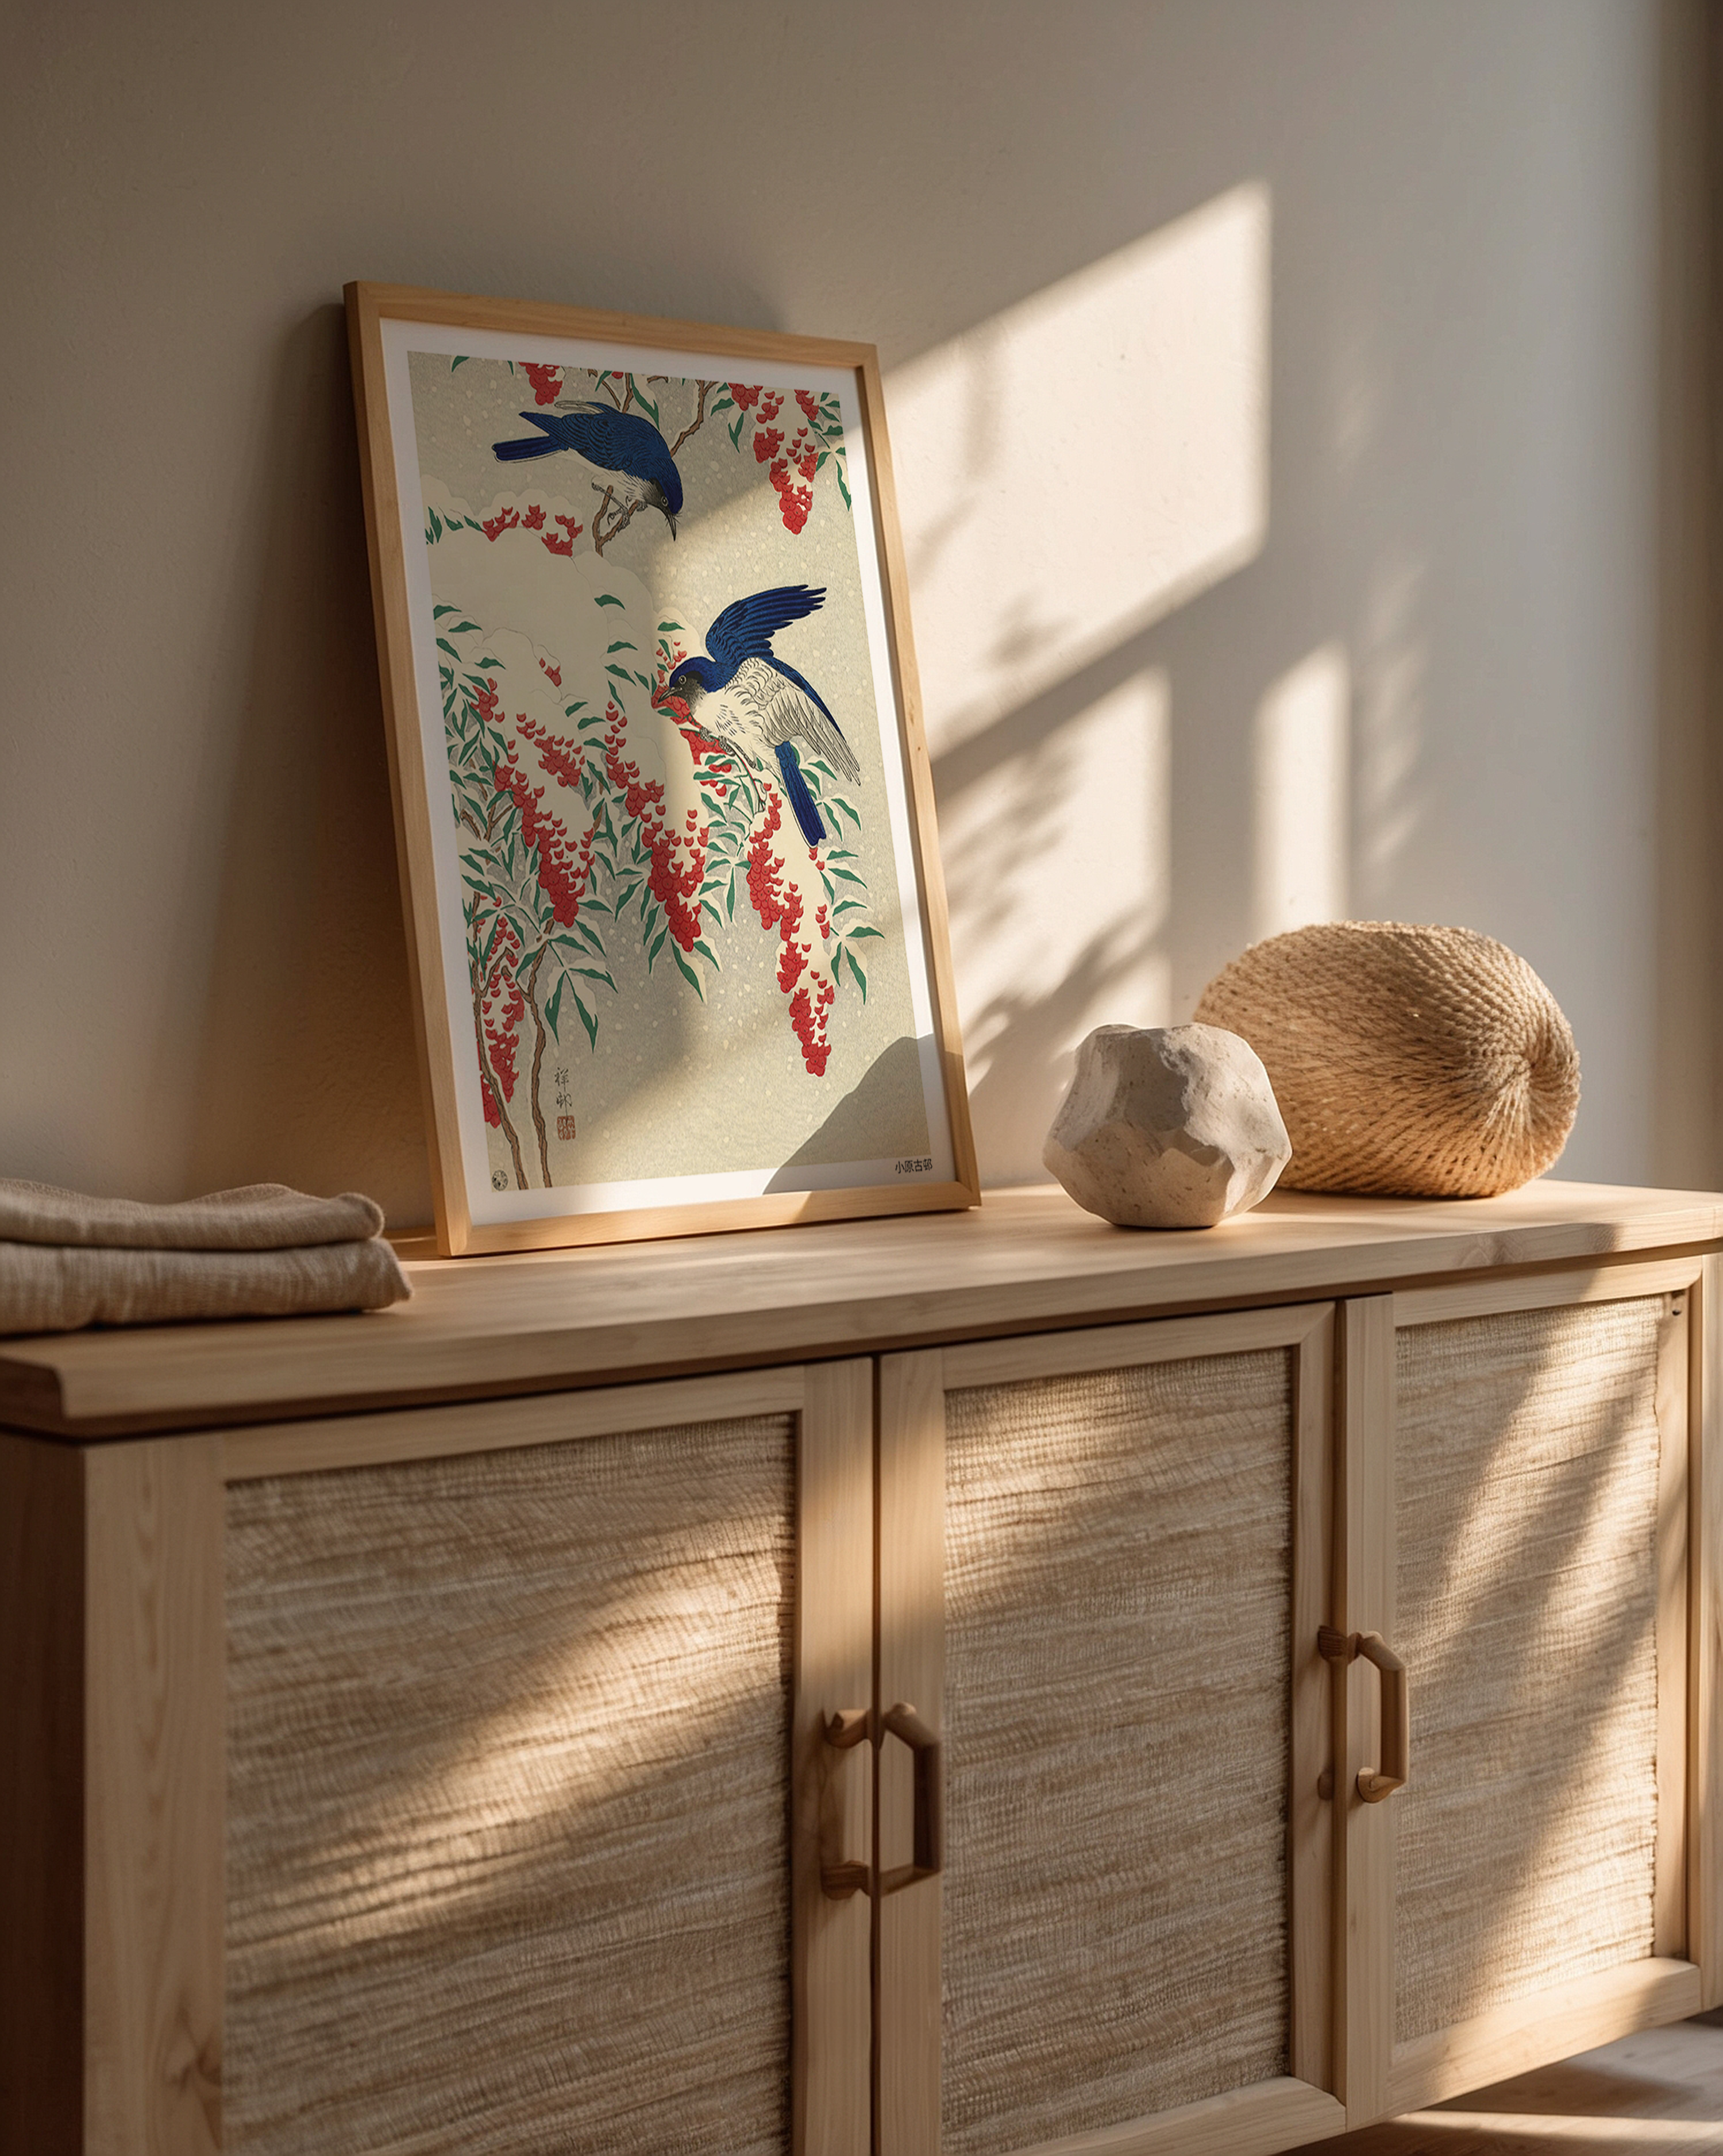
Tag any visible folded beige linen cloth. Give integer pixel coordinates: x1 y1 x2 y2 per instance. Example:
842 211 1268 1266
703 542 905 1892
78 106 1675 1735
0 1179 411 1336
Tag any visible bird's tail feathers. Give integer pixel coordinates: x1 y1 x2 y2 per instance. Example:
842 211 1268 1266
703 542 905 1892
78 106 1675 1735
493 436 558 462
774 743 827 848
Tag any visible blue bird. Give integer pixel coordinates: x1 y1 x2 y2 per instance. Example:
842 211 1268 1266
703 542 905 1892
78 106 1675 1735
666 586 859 848
492 402 684 538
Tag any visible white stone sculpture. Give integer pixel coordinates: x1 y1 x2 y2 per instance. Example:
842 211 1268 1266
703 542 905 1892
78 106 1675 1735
1043 1023 1292 1229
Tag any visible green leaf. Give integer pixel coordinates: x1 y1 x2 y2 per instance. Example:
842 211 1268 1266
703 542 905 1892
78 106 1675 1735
434 603 458 618
564 699 588 715
728 415 745 449
727 871 738 920
711 393 733 413
428 508 444 541
671 946 704 997
476 656 503 670
835 797 862 828
693 938 720 969
448 619 481 635
544 975 566 1039
595 593 624 608
837 472 852 510
604 664 632 682
828 866 865 886
846 925 884 940
435 637 460 658
657 619 685 632
606 639 636 653
633 670 653 692
647 925 668 969
573 965 616 991
573 988 598 1050
450 355 469 370
845 947 869 1000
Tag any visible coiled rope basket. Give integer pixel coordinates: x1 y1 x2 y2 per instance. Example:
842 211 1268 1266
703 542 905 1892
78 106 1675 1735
1192 921 1580 1198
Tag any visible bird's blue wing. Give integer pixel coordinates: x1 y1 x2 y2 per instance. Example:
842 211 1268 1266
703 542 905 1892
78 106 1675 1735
706 587 827 670
554 408 684 515
492 411 568 461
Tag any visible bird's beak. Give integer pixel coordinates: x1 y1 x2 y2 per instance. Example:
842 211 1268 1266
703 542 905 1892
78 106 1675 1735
665 514 678 541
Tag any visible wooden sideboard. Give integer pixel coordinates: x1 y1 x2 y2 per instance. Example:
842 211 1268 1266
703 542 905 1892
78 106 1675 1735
5 1178 1723 2156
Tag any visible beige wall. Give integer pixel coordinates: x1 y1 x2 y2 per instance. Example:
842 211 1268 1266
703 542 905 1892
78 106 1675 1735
1 0 1715 1224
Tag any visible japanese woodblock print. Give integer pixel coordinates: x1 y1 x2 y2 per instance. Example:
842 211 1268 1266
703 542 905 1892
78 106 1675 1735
347 286 977 1254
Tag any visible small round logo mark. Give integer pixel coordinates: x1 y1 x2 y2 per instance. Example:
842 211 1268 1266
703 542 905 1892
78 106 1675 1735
491 1170 508 1191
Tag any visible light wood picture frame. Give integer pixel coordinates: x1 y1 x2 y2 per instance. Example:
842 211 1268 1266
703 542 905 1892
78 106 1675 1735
346 283 979 1255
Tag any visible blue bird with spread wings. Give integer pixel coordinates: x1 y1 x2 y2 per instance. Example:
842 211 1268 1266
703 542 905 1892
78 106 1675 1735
666 586 859 848
492 402 684 538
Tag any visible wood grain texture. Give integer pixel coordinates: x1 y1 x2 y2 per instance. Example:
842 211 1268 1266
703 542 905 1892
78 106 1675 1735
1656 1294 1691 1958
345 280 468 1256
1393 1256 1704 1329
225 1406 796 2154
852 346 980 1209
8 1181 1721 1437
1291 1309 1338 2096
1393 1301 1664 2052
940 1299 1333 1390
1338 1295 1397 2130
876 1349 946 2156
1384 1956 1700 2116
938 1340 1295 2151
0 1435 84 2156
1698 1255 1723 2007
1005 2076 1346 2156
222 1365 806 1479
794 1362 874 2156
344 281 978 1257
84 1436 225 2156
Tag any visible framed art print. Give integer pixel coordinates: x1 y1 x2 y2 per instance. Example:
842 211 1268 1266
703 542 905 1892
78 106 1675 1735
345 283 979 1254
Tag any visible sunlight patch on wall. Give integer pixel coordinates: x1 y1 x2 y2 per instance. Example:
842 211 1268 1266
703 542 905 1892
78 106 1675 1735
940 668 1170 1180
886 184 1270 755
1252 642 1351 941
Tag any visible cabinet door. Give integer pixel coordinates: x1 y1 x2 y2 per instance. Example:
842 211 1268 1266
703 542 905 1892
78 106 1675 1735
877 1308 1345 2156
83 1366 873 2156
1338 1261 1720 2127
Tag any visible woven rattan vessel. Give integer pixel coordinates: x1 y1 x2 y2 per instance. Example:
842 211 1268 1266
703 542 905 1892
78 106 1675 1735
1193 921 1579 1198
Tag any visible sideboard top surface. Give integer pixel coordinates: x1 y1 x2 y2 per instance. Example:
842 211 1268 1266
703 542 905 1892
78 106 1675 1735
3 1178 1720 1440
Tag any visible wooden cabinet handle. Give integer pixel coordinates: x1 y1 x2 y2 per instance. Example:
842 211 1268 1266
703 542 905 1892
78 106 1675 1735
819 1702 943 1896
878 1700 943 1896
1319 1627 1409 1803
819 1707 872 1899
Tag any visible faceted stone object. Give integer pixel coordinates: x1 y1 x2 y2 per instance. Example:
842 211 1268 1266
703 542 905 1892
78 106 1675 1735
1043 1023 1293 1230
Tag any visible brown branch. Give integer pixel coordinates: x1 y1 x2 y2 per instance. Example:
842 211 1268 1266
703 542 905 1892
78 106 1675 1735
458 807 484 839
668 379 715 457
523 946 553 1186
468 967 527 1190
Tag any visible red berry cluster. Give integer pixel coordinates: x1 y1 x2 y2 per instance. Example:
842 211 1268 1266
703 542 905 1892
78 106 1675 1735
745 794 832 1074
482 504 521 543
728 382 762 410
492 743 592 927
519 363 563 407
602 702 707 952
544 512 583 557
516 712 583 788
480 918 526 1122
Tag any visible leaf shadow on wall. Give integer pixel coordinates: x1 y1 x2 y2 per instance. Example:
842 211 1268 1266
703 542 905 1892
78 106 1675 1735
182 305 430 1227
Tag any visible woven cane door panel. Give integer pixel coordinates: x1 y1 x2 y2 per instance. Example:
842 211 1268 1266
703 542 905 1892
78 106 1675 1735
225 1413 794 2156
942 1349 1293 2154
1394 1301 1664 2045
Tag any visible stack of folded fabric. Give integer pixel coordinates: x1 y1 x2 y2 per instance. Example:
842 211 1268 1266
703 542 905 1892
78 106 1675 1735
0 1179 413 1337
